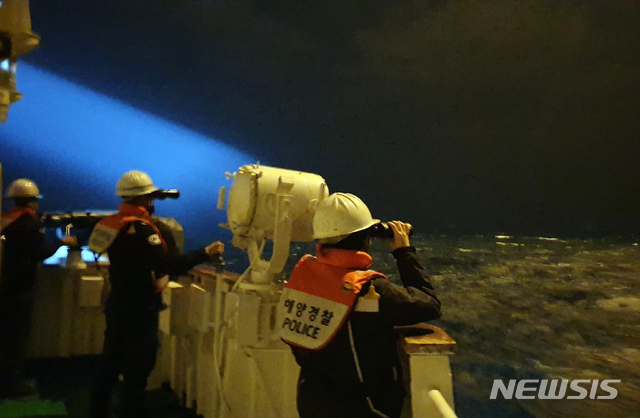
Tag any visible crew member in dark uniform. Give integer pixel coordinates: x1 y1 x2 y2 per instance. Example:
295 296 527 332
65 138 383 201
88 170 224 418
0 179 77 398
278 192 441 418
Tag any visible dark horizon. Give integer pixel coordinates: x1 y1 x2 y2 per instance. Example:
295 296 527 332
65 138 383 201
1 0 639 246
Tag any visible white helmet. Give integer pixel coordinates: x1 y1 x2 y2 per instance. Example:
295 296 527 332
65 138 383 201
5 178 42 198
116 170 159 197
312 192 379 241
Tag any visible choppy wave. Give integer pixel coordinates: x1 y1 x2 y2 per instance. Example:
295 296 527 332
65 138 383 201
365 235 640 417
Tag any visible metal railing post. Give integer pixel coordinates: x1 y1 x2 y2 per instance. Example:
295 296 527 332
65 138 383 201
396 323 457 417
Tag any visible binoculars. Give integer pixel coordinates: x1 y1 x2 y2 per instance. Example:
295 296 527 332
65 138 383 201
370 222 414 240
150 189 180 200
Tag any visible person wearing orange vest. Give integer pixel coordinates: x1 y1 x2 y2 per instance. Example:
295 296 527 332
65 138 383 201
279 192 441 418
0 179 78 399
88 170 224 418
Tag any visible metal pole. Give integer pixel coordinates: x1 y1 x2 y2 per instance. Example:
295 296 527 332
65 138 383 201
427 389 458 418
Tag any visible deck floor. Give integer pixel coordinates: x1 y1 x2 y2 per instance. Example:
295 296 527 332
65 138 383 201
0 356 199 418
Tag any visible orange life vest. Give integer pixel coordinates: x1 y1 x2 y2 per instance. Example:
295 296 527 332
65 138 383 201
89 203 169 293
89 203 167 255
1 207 38 230
279 245 386 350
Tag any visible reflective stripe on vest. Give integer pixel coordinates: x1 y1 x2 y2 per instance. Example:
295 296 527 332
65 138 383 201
88 210 167 255
88 208 169 294
279 254 384 350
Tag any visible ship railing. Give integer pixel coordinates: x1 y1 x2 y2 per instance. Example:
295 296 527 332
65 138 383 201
153 265 458 418
395 323 457 417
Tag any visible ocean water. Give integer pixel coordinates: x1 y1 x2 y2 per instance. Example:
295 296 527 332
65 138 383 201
362 235 640 418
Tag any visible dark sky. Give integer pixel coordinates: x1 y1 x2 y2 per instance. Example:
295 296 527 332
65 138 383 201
6 0 640 237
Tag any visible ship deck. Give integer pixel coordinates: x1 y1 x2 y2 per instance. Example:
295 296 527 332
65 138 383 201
0 356 198 418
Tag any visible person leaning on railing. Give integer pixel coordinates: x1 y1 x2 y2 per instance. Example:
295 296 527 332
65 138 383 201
278 192 441 418
88 170 224 418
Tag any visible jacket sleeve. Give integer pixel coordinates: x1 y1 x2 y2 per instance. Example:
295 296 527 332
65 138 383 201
13 216 61 262
374 246 441 326
133 222 211 277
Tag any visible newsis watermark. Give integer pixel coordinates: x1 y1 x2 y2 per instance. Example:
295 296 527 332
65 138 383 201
490 379 621 400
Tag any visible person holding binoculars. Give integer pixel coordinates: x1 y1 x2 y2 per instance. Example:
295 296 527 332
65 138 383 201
88 170 225 418
278 192 441 418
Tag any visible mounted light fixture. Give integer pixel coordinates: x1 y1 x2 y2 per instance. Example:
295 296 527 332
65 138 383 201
0 0 39 122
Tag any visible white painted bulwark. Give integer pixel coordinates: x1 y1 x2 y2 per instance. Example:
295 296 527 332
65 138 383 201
27 262 108 359
187 283 211 332
78 275 104 307
396 324 457 418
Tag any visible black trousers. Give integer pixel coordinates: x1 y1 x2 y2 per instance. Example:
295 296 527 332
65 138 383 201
90 306 159 418
297 373 406 418
0 288 35 385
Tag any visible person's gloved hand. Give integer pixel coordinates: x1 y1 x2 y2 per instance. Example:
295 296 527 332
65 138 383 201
205 241 225 256
60 235 78 246
388 221 412 251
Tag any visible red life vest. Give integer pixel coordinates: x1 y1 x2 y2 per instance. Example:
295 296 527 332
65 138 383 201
279 245 386 350
89 203 167 255
1 207 38 230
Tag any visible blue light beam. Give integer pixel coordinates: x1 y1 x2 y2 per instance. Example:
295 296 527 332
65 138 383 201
0 63 257 250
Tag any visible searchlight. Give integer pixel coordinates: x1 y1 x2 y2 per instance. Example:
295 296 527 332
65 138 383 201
0 0 40 122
